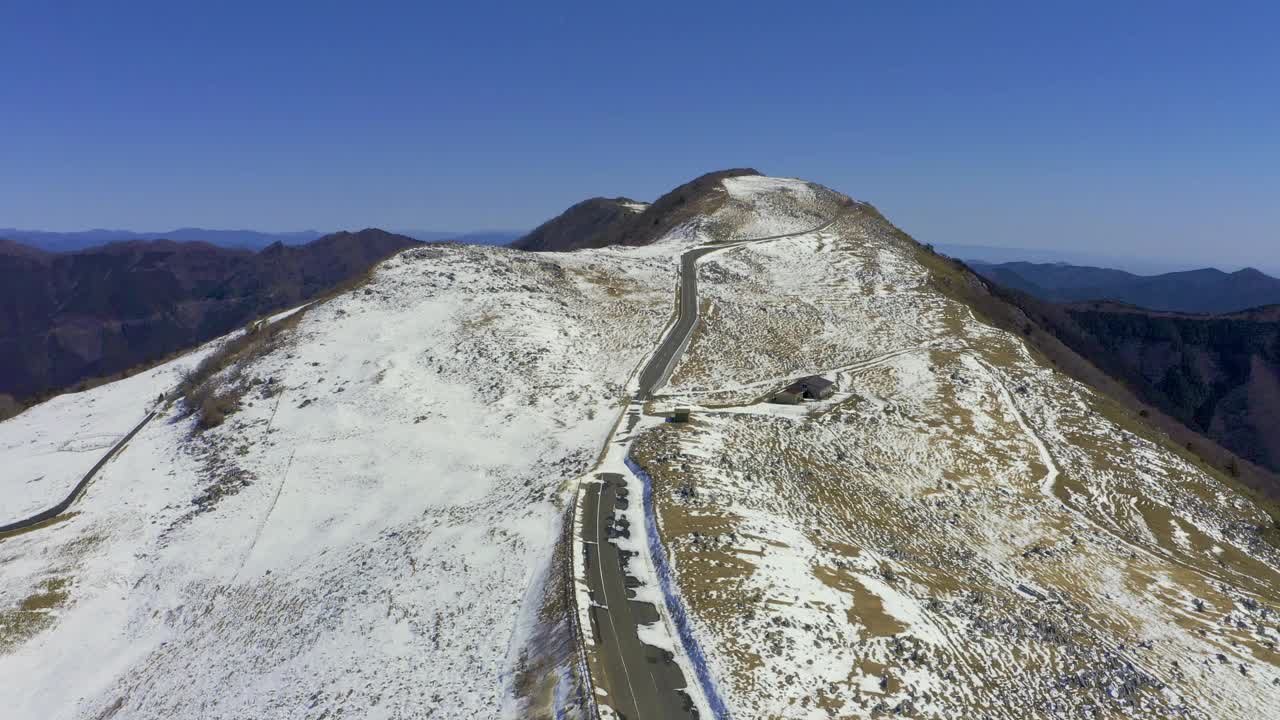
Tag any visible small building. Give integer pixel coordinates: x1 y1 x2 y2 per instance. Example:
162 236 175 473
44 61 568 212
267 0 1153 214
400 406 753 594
773 375 835 403
771 390 803 405
671 407 691 423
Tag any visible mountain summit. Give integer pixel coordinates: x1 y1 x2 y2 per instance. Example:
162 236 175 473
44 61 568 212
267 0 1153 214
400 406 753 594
512 168 767 251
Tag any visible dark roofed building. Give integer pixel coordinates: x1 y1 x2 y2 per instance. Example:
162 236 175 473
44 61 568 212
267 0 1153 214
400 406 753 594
774 375 836 403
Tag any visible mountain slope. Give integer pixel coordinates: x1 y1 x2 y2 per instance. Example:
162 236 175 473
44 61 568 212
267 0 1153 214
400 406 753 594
511 197 647 252
0 229 419 404
629 185 1280 718
2 173 1278 720
0 239 679 719
973 261 1280 313
997 296 1280 474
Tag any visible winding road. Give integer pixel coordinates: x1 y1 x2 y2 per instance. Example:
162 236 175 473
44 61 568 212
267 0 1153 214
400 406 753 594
0 411 156 536
636 217 841 400
578 213 840 719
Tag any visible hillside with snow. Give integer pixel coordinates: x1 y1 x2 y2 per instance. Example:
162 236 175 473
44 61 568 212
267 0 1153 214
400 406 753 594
2 171 1278 720
0 238 683 718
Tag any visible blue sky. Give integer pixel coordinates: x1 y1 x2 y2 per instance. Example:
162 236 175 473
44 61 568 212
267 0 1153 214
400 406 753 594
2 1 1277 269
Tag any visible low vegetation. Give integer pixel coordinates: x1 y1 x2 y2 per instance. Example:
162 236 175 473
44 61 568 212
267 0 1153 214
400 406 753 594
635 197 1280 717
0 394 21 423
0 577 70 652
899 221 1280 505
179 311 306 430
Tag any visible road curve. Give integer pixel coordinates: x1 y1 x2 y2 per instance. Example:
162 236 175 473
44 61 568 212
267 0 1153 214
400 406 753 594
636 215 840 399
580 213 840 719
0 411 156 535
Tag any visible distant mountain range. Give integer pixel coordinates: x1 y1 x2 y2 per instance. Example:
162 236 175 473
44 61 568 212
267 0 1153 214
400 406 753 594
400 230 523 247
972 261 1280 314
0 228 326 253
0 229 419 405
1 227 522 252
937 242 1279 277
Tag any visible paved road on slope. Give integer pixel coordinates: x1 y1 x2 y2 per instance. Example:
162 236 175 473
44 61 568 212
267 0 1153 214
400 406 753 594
636 215 841 399
0 411 156 535
580 213 840 719
583 471 695 719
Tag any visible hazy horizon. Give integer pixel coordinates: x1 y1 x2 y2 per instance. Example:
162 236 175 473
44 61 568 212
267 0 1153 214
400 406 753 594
4 224 1275 277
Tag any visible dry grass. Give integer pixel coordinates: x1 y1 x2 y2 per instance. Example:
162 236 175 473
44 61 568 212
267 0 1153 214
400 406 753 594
891 220 1280 536
0 576 70 653
617 204 1280 716
179 311 307 431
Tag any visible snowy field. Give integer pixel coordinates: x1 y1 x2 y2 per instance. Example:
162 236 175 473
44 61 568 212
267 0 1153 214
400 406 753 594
0 306 310 528
718 175 836 239
0 363 175 527
0 242 677 719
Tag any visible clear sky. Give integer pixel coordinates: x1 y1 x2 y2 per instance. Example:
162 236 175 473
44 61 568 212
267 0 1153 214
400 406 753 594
3 1 1276 268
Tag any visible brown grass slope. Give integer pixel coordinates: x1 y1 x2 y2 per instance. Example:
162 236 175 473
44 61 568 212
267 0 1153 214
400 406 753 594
864 204 1280 509
513 168 761 252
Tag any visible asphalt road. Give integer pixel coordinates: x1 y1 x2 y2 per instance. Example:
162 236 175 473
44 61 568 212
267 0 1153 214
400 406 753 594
579 214 841 718
635 246 721 399
0 411 156 535
636 215 841 399
583 472 696 719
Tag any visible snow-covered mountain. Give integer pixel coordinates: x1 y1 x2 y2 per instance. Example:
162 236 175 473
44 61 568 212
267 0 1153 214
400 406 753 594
2 172 1277 719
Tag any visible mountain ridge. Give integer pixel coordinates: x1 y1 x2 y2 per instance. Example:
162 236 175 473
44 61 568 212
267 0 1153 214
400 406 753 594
513 168 764 251
973 259 1280 313
1 227 524 253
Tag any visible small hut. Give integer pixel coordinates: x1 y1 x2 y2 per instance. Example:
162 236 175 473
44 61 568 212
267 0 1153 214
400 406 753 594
671 407 691 423
773 375 835 403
